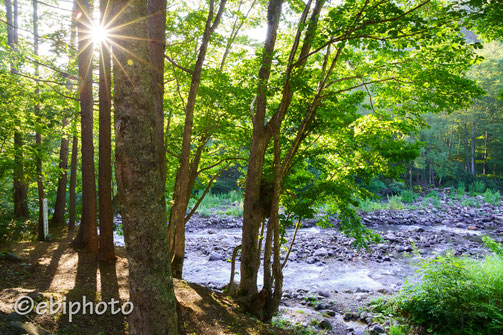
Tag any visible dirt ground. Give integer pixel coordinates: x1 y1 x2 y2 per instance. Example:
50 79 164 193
0 227 288 335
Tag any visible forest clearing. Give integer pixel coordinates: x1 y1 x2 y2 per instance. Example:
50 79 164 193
1 0 503 334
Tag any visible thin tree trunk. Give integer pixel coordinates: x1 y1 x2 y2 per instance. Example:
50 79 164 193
170 0 228 278
483 131 488 175
68 134 78 231
98 0 114 261
112 0 178 331
464 121 470 174
6 0 29 221
33 0 45 240
52 118 70 225
72 0 98 253
67 0 78 232
471 123 476 176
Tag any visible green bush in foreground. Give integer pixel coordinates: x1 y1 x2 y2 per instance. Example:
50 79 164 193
372 237 503 334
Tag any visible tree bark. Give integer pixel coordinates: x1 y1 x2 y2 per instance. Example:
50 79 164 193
33 0 45 240
52 118 70 226
68 0 78 232
72 0 98 253
98 0 115 261
169 0 228 278
112 0 178 332
6 0 29 221
68 134 78 231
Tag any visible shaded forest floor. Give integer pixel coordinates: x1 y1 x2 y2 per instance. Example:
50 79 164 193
0 227 287 335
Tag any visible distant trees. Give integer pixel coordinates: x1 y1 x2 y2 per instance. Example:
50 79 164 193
411 41 503 188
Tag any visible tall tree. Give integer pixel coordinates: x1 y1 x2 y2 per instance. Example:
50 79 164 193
68 0 79 232
169 0 228 279
111 0 178 332
5 0 29 221
237 0 482 320
98 0 114 261
72 0 98 253
32 0 45 240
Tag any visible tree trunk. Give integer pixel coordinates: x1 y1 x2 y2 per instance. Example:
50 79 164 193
33 0 45 240
72 0 98 253
464 121 470 174
112 0 178 332
483 131 488 175
6 0 29 221
52 118 70 226
169 0 228 278
98 0 115 261
239 0 283 313
471 123 476 176
147 0 167 185
68 134 78 231
67 0 78 232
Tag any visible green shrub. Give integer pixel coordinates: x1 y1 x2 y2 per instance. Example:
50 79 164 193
368 178 387 195
378 249 503 334
469 181 486 196
388 181 406 195
388 195 404 210
400 189 416 204
484 189 501 206
197 206 212 218
483 236 503 257
358 199 386 212
425 190 439 198
223 206 243 217
457 181 466 195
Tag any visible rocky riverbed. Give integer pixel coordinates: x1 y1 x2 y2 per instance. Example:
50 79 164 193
114 194 503 334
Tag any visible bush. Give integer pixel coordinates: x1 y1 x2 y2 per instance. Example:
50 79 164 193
388 195 404 210
400 189 416 204
358 199 386 212
368 178 387 195
484 189 501 206
388 181 406 195
377 246 503 334
458 181 466 195
469 181 486 196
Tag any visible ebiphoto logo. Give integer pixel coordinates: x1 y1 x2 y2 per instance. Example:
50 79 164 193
14 295 133 322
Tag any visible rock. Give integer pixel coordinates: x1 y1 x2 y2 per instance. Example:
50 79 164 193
324 310 336 317
318 290 330 298
467 225 478 230
370 324 385 334
208 252 224 261
395 245 404 252
455 222 467 228
5 252 23 263
343 312 354 320
319 319 332 330
313 248 328 258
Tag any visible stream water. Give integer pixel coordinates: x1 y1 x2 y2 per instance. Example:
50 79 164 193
112 200 503 334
